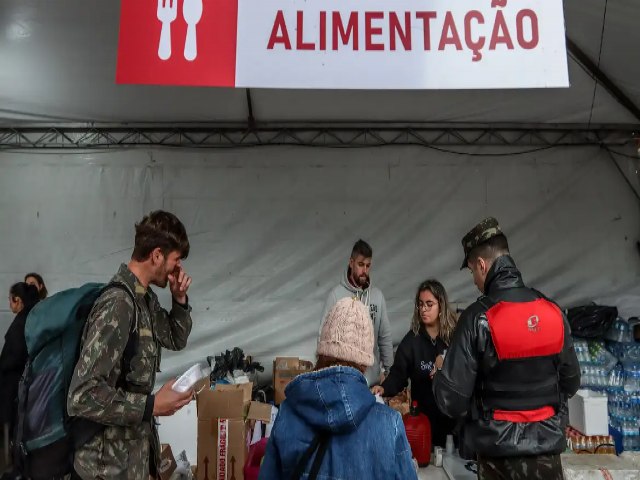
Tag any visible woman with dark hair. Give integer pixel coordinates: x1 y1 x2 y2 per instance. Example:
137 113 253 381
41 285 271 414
24 272 47 300
0 283 40 443
372 279 458 447
259 297 417 480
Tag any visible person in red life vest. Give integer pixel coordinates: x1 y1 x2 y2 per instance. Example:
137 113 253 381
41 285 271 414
371 279 458 447
432 217 580 480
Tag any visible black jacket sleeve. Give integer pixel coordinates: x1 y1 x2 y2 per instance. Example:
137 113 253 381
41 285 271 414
558 316 581 397
433 306 480 418
381 333 413 398
0 313 29 423
0 313 28 374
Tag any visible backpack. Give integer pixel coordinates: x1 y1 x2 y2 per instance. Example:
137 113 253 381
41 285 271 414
14 282 138 479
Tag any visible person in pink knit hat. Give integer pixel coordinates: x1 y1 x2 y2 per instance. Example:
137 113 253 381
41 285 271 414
259 297 417 480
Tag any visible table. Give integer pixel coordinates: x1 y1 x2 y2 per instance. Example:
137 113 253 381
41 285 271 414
418 465 449 480
562 452 640 479
425 452 640 480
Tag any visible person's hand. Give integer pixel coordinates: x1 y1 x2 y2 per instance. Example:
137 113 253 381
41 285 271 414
371 385 385 396
168 266 191 305
153 379 194 416
430 355 445 379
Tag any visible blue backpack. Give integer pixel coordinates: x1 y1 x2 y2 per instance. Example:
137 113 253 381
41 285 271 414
14 282 137 479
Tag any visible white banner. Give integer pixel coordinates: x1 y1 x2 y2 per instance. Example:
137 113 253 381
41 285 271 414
235 0 569 88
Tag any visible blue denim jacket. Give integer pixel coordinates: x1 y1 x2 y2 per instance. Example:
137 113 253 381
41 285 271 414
258 366 418 480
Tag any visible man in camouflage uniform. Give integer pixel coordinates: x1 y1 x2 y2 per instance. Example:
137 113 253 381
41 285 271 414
433 217 580 480
68 211 195 479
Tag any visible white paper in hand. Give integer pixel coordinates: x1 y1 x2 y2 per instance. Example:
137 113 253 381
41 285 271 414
172 363 205 393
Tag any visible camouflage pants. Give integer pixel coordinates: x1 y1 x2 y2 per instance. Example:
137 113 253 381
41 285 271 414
477 454 564 480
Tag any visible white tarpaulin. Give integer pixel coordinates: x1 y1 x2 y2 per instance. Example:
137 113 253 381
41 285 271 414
1 145 638 383
234 0 569 89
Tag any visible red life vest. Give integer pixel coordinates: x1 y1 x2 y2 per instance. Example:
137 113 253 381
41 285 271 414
480 298 564 423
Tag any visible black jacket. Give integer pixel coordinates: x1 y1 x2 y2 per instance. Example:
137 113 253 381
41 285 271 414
433 255 581 458
0 307 31 426
381 327 456 447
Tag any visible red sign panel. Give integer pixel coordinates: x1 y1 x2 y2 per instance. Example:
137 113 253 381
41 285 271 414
116 0 237 87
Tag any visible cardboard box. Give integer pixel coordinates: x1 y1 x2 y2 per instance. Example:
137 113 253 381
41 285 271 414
569 389 609 436
273 357 314 405
196 383 272 480
158 444 177 480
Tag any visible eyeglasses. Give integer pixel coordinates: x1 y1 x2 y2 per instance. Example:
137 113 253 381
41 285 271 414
416 301 438 311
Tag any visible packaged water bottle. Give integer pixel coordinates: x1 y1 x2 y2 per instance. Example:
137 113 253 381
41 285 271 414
632 371 640 393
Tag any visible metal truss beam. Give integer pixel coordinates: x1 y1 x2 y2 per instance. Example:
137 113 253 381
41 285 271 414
0 125 635 149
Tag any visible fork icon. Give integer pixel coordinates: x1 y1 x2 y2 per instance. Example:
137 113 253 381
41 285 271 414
157 0 177 60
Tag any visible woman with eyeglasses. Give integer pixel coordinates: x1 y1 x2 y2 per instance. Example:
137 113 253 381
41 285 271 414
371 279 458 447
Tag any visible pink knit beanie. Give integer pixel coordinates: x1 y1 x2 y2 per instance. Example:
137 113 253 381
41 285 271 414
317 297 374 367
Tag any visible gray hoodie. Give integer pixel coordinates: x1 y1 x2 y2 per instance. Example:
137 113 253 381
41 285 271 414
319 269 393 386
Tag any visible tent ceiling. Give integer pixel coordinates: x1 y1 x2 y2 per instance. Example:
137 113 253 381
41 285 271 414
0 0 638 127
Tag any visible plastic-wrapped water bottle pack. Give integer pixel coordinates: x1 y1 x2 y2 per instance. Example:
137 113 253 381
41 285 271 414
574 316 640 451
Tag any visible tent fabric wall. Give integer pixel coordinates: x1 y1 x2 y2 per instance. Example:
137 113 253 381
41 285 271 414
1 145 639 383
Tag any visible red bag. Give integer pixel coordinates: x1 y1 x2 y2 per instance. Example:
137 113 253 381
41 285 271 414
244 437 268 480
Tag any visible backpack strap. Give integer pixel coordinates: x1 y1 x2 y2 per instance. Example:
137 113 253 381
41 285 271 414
307 432 330 480
72 281 139 449
290 432 331 480
108 281 139 390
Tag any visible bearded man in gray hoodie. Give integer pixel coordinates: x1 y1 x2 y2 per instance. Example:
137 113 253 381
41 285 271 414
320 239 393 386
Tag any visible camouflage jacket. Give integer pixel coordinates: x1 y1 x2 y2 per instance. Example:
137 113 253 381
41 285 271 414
68 264 192 479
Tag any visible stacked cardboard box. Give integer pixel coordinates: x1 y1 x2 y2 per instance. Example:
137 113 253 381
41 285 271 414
158 444 177 480
272 357 314 405
196 383 272 480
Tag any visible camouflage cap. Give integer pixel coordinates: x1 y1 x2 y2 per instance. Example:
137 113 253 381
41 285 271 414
460 217 503 269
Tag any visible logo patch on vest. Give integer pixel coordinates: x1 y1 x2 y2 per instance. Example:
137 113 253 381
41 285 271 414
527 315 540 332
